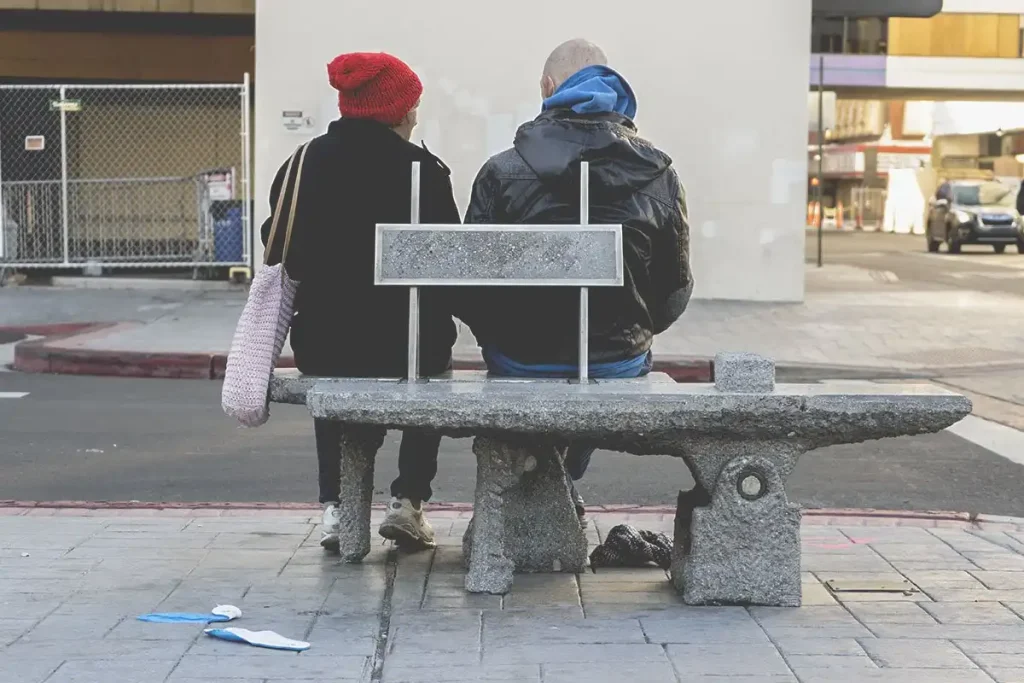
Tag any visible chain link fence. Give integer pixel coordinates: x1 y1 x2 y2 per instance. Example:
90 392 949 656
0 80 251 271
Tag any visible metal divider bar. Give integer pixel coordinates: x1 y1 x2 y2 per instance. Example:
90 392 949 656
579 161 590 382
407 161 421 382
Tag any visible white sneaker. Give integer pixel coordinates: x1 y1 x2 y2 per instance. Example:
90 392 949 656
320 502 341 551
378 497 435 549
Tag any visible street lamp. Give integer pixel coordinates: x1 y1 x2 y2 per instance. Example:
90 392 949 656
810 0 943 268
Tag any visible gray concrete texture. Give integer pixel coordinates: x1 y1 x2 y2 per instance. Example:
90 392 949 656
295 364 969 605
376 226 621 284
5 508 1024 682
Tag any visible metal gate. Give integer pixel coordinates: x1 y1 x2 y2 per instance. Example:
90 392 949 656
0 78 251 270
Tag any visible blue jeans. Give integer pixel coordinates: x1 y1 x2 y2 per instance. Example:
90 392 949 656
483 347 654 480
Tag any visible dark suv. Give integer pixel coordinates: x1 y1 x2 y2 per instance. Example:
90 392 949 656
927 181 1024 254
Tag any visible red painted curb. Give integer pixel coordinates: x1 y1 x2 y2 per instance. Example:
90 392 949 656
9 322 714 383
0 322 99 337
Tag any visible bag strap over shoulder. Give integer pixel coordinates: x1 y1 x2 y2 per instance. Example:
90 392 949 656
263 142 311 267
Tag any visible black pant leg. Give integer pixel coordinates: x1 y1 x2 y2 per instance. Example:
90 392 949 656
314 419 342 504
390 429 443 504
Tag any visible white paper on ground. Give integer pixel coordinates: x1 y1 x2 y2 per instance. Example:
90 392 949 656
204 627 310 652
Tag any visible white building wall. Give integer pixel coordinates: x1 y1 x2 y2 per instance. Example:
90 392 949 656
255 0 811 302
887 56 1024 93
941 0 1024 13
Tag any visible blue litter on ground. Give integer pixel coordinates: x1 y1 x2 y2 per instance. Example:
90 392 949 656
137 612 233 623
137 604 241 624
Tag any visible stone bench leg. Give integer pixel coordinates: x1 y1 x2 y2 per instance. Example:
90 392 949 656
673 450 802 607
334 426 385 563
464 437 588 594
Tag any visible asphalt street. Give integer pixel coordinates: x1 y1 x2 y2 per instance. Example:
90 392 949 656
2 371 1023 515
807 229 1024 296
1 231 1022 513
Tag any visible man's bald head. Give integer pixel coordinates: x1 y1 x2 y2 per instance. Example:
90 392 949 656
541 39 608 98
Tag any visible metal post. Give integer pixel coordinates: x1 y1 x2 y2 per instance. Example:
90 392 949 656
407 161 421 381
0 94 5 261
240 73 253 268
578 161 590 382
816 50 825 269
59 85 70 265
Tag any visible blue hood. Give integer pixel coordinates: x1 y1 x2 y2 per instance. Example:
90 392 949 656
542 65 637 120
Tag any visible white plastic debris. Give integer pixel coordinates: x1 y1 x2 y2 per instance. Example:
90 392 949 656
212 605 242 621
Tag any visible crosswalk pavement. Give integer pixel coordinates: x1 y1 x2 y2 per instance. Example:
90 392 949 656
0 392 29 399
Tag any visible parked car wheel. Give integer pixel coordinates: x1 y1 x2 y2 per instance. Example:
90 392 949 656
994 244 1007 254
1017 238 1024 254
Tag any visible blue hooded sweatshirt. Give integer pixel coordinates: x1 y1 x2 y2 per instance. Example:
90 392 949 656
541 65 637 119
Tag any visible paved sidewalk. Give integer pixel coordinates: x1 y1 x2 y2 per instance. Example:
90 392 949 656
3 264 1024 379
4 507 1024 683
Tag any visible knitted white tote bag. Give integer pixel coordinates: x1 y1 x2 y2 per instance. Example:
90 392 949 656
222 143 309 427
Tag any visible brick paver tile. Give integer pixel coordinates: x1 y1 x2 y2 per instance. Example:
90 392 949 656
641 614 771 645
926 588 1024 602
751 605 865 627
870 624 1024 641
962 553 1024 572
484 643 665 666
901 570 988 590
483 615 646 645
541 661 679 683
955 639 1024 655
172 654 368 679
381 664 540 682
786 653 880 677
665 643 792 677
922 602 1024 625
782 669 995 682
772 636 868 656
860 638 978 668
973 572 1024 590
42 658 180 683
389 612 480 653
844 602 938 625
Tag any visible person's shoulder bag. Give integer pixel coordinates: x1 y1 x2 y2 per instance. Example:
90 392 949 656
221 142 309 427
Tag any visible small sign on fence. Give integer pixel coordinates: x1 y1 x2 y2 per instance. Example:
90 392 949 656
49 99 81 112
24 135 45 151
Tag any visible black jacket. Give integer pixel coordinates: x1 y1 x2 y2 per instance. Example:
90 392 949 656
458 109 692 364
261 118 460 377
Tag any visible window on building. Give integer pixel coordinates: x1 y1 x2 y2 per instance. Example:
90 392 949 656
812 16 888 55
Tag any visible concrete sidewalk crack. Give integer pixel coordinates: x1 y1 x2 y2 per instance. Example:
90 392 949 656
368 547 399 683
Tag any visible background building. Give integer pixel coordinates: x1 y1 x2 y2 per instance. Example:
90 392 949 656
810 0 1024 232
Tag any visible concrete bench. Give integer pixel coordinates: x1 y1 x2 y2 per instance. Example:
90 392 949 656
270 163 971 606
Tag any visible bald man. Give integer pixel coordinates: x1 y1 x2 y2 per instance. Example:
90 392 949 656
456 39 693 519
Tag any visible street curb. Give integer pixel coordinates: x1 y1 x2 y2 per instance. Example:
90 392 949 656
0 501 1016 527
5 322 715 382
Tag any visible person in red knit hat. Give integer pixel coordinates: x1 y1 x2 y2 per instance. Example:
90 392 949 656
260 52 460 553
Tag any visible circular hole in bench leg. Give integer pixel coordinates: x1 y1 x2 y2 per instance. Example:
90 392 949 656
737 469 768 501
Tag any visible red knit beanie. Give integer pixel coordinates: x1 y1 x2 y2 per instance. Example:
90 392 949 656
327 52 423 126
